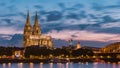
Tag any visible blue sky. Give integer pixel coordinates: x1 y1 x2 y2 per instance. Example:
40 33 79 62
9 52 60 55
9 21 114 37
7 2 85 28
0 0 120 47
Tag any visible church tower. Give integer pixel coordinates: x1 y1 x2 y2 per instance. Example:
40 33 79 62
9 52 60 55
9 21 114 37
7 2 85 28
23 11 32 47
76 42 81 49
23 11 53 48
33 12 41 35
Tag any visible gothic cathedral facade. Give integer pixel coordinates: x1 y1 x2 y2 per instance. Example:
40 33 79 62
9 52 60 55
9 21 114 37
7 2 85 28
23 11 53 48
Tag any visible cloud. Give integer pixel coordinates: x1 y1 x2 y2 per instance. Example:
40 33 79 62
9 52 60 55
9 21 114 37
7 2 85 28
0 34 12 40
101 22 120 28
0 2 120 37
63 18 97 25
66 13 80 19
47 30 120 42
46 11 62 21
34 5 43 9
0 27 23 34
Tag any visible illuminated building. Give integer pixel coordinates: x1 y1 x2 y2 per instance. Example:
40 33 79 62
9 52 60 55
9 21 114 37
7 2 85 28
23 11 53 48
76 42 81 49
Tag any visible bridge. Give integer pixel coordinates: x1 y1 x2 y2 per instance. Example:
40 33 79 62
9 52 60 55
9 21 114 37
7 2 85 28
101 42 120 53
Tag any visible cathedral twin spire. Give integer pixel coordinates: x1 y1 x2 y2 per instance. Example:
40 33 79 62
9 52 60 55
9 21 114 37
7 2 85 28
26 11 31 26
24 11 41 35
23 11 53 48
33 12 41 35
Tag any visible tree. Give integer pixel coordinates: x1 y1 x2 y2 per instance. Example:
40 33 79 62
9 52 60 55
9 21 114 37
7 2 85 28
71 48 93 57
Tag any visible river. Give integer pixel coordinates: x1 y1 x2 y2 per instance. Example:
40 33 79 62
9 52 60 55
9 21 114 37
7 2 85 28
0 62 120 68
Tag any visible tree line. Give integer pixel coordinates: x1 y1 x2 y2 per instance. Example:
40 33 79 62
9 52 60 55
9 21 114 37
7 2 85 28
0 46 94 58
24 46 94 58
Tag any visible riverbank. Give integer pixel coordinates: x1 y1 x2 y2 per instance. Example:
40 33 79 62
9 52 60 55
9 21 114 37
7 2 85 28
0 58 120 63
0 58 92 63
0 59 49 63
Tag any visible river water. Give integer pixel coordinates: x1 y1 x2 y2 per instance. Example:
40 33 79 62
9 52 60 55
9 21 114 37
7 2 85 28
0 62 120 68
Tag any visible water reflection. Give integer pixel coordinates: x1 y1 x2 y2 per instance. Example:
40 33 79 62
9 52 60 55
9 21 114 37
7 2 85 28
66 63 69 68
94 62 98 68
8 63 11 68
49 63 53 68
113 63 116 68
18 63 23 68
1 62 120 68
119 62 120 68
40 63 43 68
57 63 62 68
30 62 33 68
2 63 6 68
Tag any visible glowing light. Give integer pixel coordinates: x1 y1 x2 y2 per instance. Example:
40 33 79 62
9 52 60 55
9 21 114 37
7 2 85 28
108 62 110 64
2 63 6 68
30 62 33 68
86 62 88 65
18 63 23 68
40 62 43 64
78 62 81 64
50 63 53 68
40 63 43 68
66 62 69 68
8 63 11 68
94 62 98 65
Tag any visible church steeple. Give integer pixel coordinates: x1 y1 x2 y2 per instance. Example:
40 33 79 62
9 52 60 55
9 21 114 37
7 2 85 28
24 11 32 34
25 11 31 26
34 12 39 26
33 12 41 35
23 11 32 47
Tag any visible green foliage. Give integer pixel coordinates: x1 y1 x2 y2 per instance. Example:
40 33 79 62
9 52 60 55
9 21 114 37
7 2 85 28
24 46 52 58
0 46 94 58
71 48 94 57
0 46 14 56
24 46 94 58
24 46 70 58
52 48 70 56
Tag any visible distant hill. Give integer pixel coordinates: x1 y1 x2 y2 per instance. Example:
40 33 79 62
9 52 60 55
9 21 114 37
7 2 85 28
10 34 23 47
0 34 23 47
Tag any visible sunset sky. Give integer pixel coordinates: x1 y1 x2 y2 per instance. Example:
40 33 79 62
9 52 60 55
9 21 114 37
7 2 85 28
0 0 120 47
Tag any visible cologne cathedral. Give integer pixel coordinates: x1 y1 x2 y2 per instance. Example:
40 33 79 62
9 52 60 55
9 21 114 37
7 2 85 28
23 11 53 48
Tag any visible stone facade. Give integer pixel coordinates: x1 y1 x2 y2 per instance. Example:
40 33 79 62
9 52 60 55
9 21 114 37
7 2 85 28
23 11 53 48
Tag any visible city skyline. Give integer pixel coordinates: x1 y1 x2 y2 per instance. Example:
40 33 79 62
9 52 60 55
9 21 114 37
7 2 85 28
0 0 120 47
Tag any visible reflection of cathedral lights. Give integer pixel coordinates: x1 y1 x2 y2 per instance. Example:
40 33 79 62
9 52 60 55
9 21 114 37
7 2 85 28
18 63 23 68
23 11 53 48
30 63 33 68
